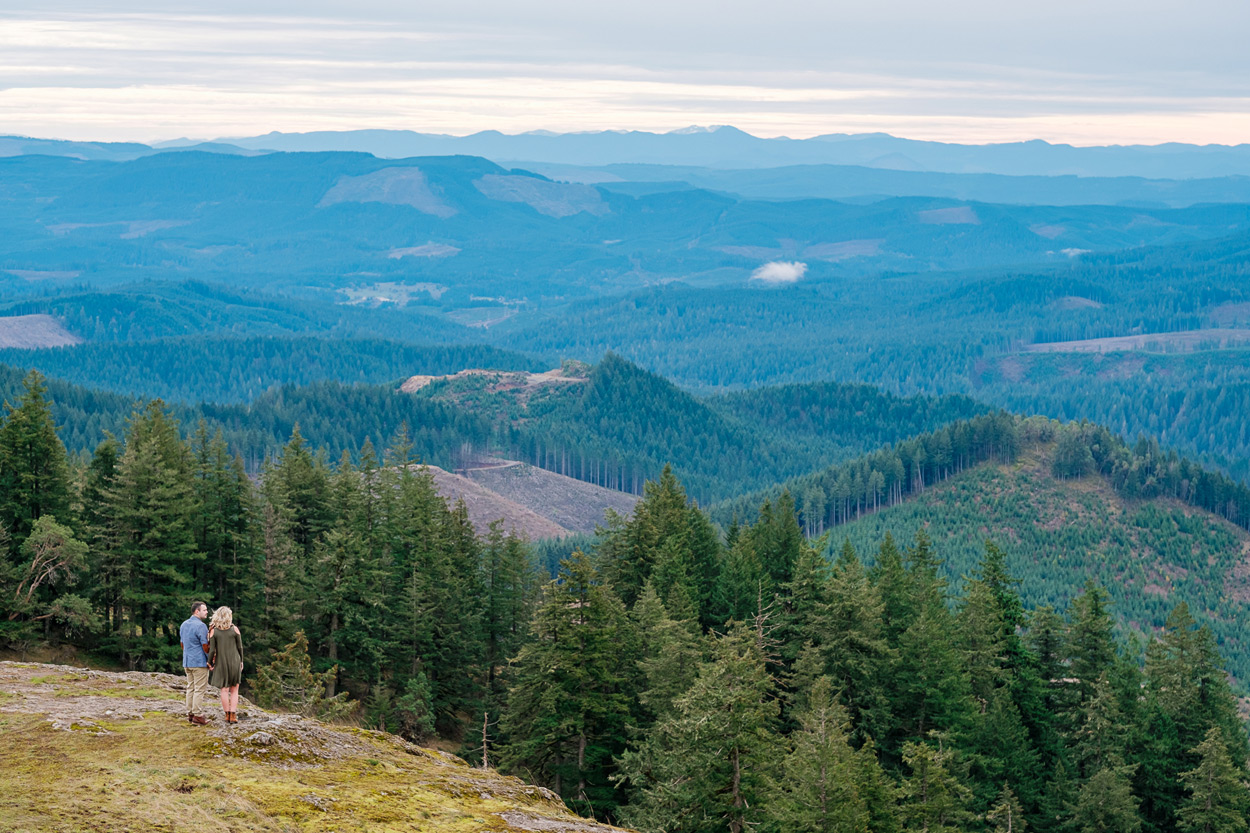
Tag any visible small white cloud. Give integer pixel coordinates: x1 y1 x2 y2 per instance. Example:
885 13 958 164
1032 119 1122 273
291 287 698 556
750 260 807 284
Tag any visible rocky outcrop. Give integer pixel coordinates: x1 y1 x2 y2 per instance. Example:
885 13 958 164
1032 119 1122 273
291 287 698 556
0 661 628 832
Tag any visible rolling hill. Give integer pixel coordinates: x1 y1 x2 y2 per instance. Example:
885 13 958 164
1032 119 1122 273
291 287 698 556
5 151 1250 312
715 416 1250 682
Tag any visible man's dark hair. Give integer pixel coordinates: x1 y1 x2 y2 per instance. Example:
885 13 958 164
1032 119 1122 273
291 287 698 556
191 601 206 615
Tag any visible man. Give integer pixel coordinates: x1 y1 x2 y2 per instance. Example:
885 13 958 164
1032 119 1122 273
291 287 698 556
179 601 211 725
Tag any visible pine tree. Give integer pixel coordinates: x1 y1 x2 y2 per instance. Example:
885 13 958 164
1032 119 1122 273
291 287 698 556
264 424 334 565
5 515 94 636
776 535 829 668
500 552 636 819
899 738 976 833
987 783 1028 833
312 526 388 695
1067 582 1116 704
97 401 200 669
873 532 912 646
1178 727 1250 833
252 630 353 720
1069 764 1142 833
811 542 891 745
1073 672 1129 777
632 583 702 722
81 434 119 618
1036 758 1077 833
617 623 779 833
0 370 72 545
967 688 1041 814
190 422 255 608
719 532 767 624
395 673 437 743
763 675 876 833
748 491 804 591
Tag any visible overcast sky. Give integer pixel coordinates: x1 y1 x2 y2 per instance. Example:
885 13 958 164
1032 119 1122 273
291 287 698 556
4 0 1249 145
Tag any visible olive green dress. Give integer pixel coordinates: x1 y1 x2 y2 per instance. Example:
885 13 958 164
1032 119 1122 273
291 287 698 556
208 627 243 689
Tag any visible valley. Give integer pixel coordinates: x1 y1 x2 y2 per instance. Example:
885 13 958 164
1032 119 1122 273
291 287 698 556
3 129 1250 833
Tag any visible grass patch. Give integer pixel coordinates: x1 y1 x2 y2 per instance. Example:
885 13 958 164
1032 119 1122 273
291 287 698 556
28 673 89 685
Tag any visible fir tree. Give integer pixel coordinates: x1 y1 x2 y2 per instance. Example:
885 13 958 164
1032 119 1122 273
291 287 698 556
986 783 1028 833
763 675 877 833
1067 582 1116 704
1178 727 1250 833
889 600 972 755
501 552 635 819
1069 765 1142 833
811 541 891 744
631 583 702 722
898 738 976 833
617 623 779 833
0 370 72 545
482 520 538 695
97 401 200 669
599 464 697 609
252 630 354 720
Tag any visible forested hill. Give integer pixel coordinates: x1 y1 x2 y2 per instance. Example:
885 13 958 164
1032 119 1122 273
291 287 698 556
716 413 1250 681
0 336 543 404
0 353 986 498
0 281 473 345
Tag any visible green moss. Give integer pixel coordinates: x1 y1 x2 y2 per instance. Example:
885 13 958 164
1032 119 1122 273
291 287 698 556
29 673 89 685
0 672 613 833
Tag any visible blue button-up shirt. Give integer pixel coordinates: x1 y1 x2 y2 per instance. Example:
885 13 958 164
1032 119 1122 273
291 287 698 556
179 617 209 668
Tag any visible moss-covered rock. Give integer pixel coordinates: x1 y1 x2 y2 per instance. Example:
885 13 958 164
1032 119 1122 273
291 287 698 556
0 661 629 832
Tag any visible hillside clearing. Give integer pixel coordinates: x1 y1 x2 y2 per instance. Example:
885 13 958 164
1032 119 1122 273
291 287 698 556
464 460 639 535
1024 328 1250 353
834 442 1250 677
0 314 82 349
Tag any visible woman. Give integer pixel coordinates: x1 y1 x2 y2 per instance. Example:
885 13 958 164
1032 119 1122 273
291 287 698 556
207 606 244 724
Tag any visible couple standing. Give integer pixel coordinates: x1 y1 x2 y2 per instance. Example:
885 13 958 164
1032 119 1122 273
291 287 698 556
179 601 244 725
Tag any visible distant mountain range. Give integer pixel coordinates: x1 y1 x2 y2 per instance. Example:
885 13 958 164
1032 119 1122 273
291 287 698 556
7 126 1250 179
6 151 1250 308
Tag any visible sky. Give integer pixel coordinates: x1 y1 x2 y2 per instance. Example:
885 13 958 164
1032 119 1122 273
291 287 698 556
4 0 1250 146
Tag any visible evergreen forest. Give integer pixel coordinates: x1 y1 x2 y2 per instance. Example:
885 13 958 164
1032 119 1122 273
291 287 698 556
3 370 1250 833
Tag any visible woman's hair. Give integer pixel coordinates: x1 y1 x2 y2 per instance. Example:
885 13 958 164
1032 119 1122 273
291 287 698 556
210 606 233 631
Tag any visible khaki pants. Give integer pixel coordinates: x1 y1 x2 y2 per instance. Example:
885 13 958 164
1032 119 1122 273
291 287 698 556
184 667 209 716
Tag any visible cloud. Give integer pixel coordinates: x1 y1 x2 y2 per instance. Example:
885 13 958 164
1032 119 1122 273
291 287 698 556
5 6 1250 143
750 261 807 285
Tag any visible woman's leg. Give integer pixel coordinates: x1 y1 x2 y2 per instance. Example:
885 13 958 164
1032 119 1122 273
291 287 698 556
229 686 240 712
219 686 229 714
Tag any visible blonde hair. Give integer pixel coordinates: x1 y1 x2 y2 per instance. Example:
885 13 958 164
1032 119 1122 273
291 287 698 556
210 606 233 631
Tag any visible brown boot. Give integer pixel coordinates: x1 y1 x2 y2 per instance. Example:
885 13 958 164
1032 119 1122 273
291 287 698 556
190 714 208 726
227 711 236 724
